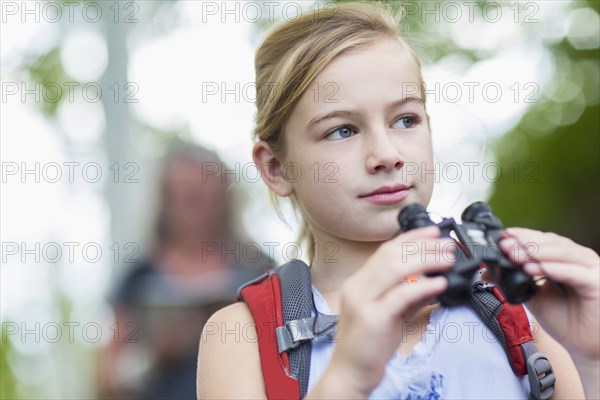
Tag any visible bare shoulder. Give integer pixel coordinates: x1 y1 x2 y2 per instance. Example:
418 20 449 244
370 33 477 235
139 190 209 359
197 302 266 399
206 301 255 326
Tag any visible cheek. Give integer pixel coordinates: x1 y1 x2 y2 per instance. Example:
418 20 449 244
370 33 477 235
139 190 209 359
289 145 356 194
300 189 344 222
421 139 435 177
289 161 353 225
418 140 435 200
400 136 435 200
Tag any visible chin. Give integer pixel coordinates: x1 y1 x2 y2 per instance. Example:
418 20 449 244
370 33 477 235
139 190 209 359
361 228 399 242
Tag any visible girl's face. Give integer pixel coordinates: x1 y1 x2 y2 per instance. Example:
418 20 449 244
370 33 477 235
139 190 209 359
282 38 435 242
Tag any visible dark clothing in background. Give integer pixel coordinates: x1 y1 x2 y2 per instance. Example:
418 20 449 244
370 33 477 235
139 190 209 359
111 256 272 399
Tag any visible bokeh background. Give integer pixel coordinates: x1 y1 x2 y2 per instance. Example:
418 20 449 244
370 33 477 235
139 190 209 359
1 0 598 398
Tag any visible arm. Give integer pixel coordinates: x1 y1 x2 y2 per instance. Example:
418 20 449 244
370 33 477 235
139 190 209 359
305 364 370 400
499 228 600 399
196 302 380 400
529 313 585 399
197 302 267 399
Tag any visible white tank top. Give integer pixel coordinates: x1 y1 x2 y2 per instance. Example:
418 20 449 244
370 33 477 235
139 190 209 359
308 284 532 399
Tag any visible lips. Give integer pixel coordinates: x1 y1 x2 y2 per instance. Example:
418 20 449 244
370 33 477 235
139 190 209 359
360 183 411 197
359 184 412 205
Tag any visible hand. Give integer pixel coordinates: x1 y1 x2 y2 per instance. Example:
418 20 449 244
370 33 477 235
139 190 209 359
498 227 600 360
322 226 455 397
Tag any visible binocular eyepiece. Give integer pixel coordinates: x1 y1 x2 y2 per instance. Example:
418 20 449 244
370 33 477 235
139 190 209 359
398 202 537 306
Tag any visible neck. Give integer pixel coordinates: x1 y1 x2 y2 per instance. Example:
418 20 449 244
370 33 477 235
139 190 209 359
305 229 440 324
308 229 384 311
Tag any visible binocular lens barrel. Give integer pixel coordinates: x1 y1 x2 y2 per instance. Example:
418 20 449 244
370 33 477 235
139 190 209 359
461 201 503 228
398 203 435 232
501 270 537 303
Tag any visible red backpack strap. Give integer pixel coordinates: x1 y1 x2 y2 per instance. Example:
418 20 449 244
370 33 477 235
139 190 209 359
489 286 534 375
470 281 555 400
237 270 301 400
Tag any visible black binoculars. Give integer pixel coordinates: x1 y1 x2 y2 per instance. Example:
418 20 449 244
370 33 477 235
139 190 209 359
397 201 537 306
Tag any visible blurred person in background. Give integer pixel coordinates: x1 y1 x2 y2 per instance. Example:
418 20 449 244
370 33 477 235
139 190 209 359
97 141 274 399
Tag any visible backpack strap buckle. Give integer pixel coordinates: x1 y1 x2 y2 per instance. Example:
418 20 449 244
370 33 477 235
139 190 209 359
522 341 555 400
276 315 339 353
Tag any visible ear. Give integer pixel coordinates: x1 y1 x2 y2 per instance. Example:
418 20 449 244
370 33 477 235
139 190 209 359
252 141 294 197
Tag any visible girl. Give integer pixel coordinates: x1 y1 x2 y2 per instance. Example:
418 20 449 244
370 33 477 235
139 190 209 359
197 2 599 398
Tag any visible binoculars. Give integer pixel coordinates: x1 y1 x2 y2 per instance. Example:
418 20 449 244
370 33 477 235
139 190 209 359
397 201 537 306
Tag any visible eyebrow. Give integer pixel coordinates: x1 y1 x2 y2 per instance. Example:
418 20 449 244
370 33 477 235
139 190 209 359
307 96 424 129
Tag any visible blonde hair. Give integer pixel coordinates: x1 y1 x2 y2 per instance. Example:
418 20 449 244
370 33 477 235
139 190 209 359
253 1 427 264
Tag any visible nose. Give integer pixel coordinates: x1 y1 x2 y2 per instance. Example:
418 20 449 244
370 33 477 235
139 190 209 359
364 127 405 174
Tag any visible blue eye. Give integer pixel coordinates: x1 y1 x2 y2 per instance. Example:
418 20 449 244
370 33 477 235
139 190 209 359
326 126 356 140
393 115 421 129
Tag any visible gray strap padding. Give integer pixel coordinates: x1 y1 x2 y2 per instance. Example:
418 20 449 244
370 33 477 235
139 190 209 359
469 282 509 359
274 259 315 399
470 280 555 399
276 314 339 353
522 341 555 400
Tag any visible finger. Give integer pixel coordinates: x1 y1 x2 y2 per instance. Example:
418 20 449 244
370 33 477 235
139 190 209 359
498 237 541 264
504 227 563 247
380 275 447 317
363 239 456 299
504 227 541 238
506 228 598 261
503 227 561 243
522 261 599 294
392 238 457 277
500 236 598 268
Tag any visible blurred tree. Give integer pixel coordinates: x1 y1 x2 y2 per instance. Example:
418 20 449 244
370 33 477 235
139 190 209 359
488 1 599 252
489 85 599 252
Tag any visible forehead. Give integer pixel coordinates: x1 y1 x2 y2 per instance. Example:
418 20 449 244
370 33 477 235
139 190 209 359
292 38 422 118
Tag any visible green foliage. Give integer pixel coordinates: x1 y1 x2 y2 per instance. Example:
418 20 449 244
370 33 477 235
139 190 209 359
0 326 19 400
488 18 600 252
17 47 67 117
489 103 600 252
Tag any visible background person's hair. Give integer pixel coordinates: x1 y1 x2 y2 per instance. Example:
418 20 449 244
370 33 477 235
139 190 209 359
148 139 258 268
253 1 428 263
